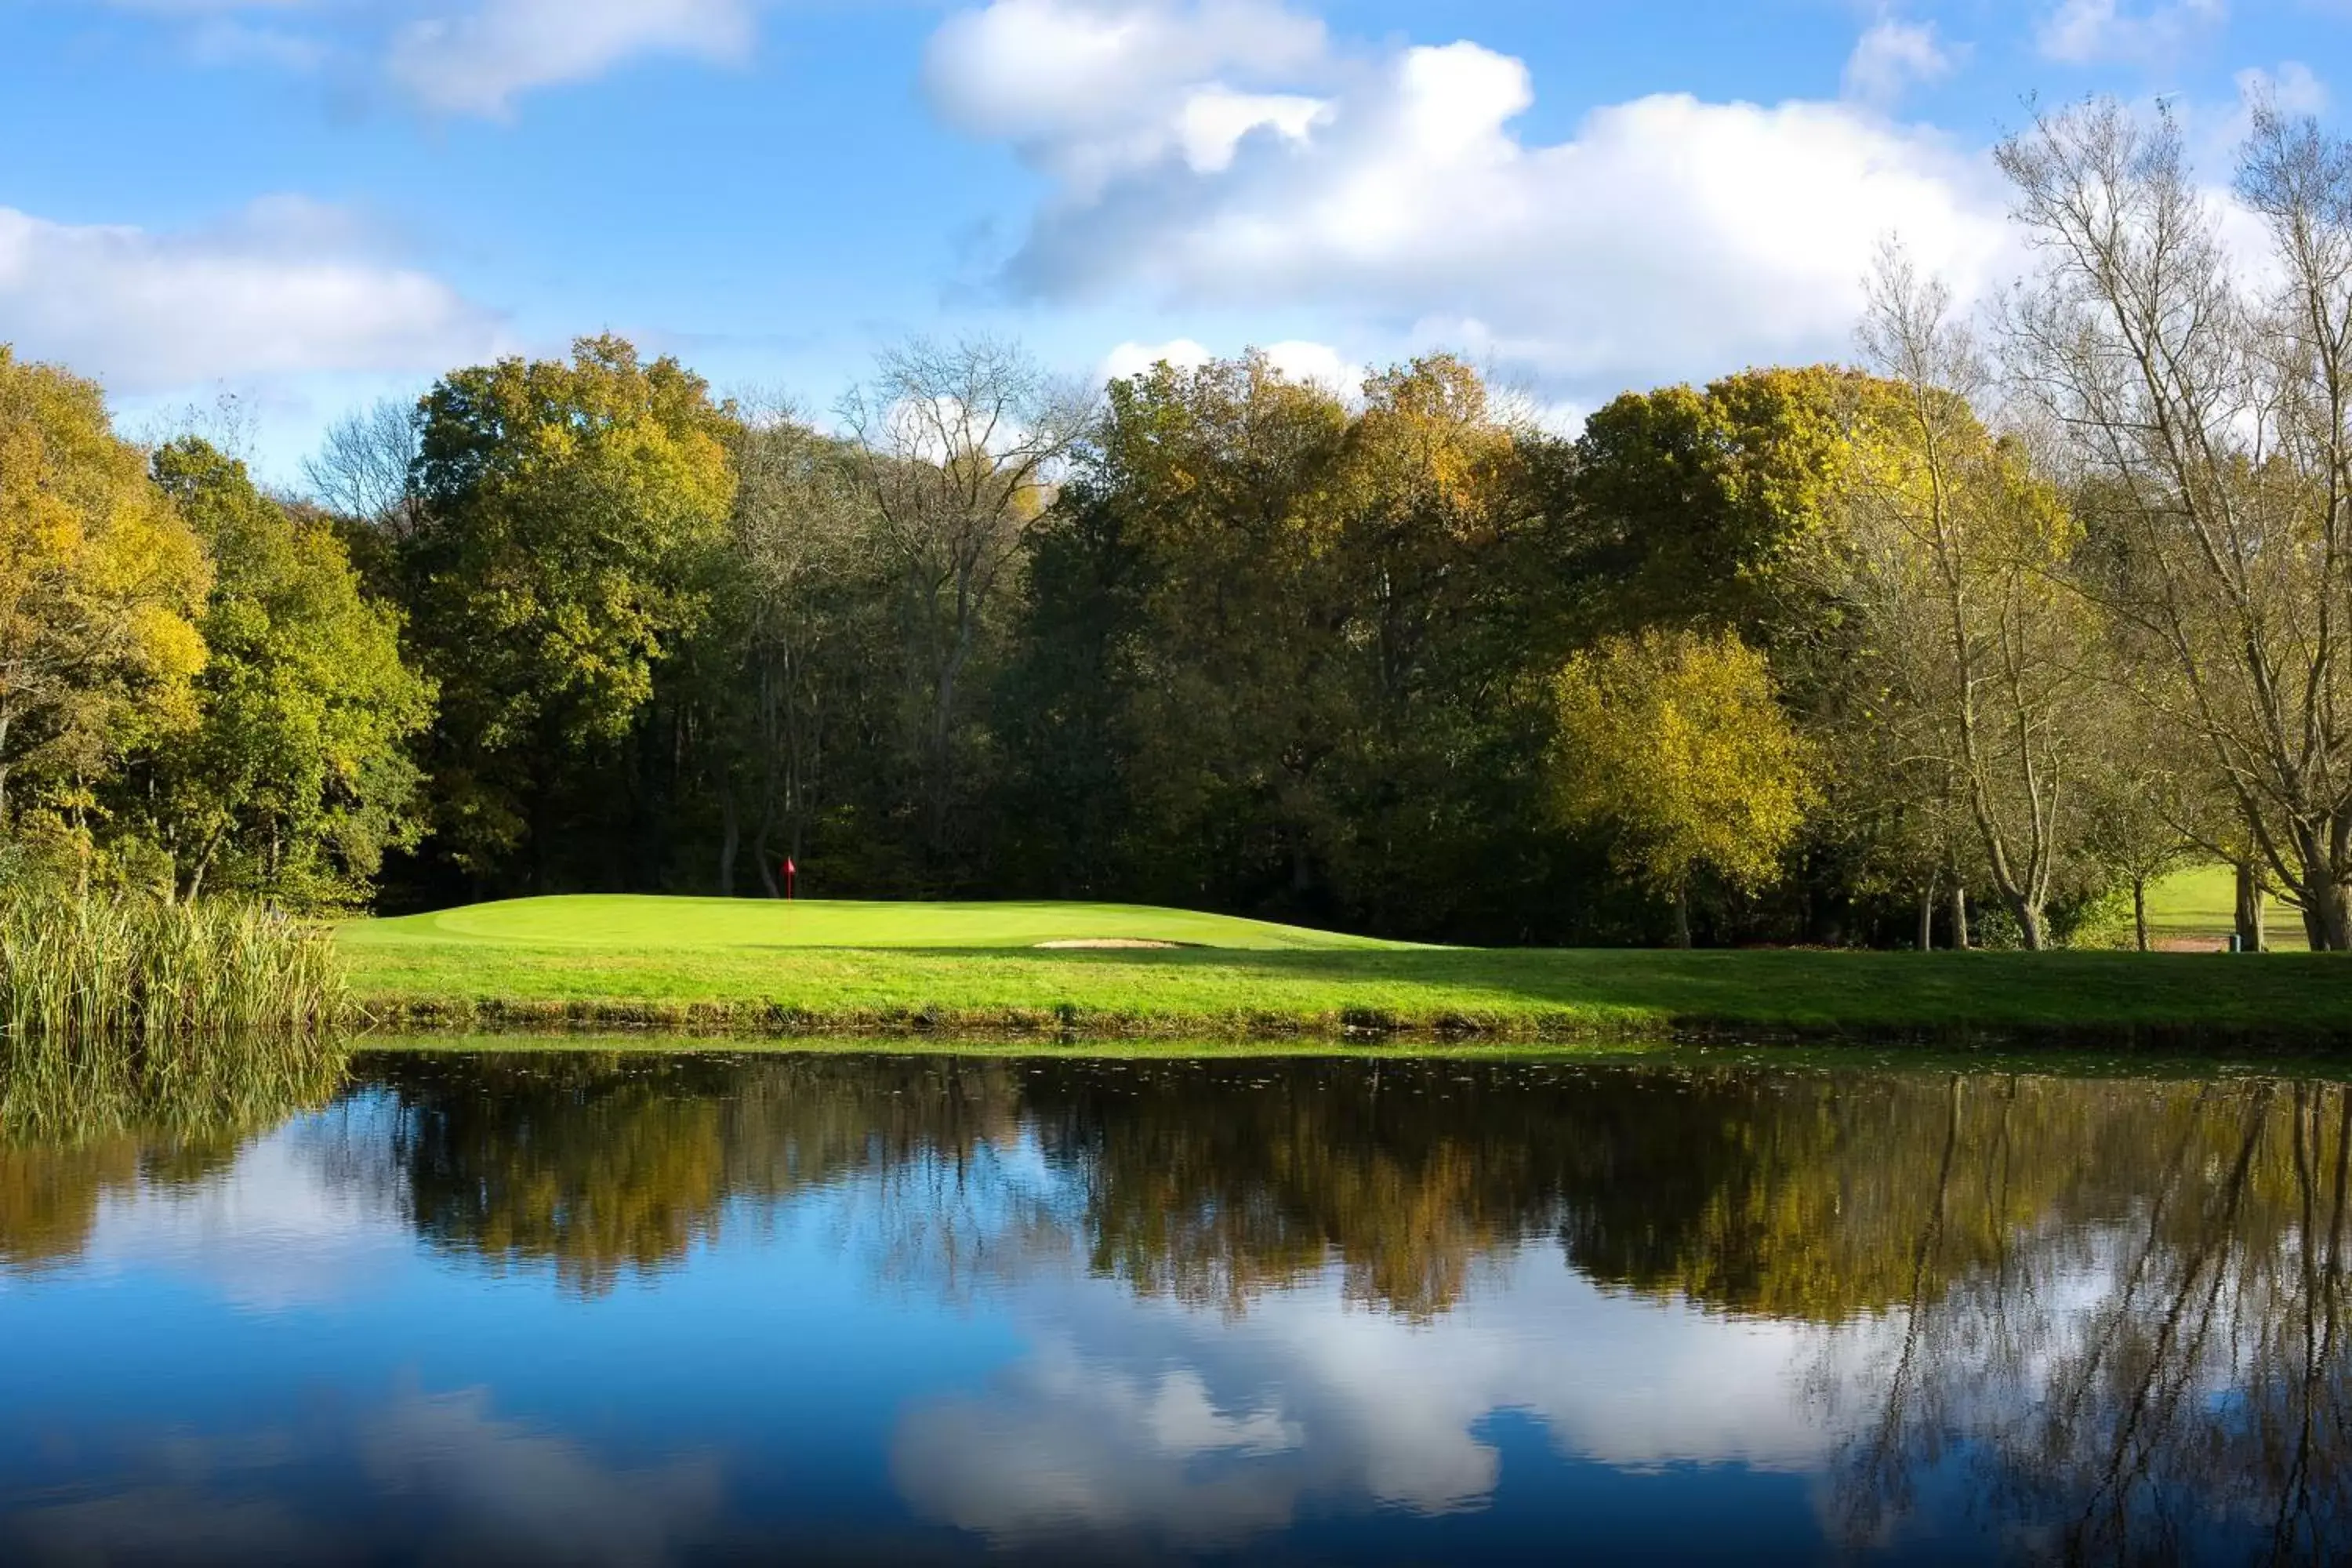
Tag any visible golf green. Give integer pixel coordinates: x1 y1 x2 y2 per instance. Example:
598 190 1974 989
345 895 1410 953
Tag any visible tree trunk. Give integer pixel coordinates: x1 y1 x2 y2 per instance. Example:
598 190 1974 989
1672 887 1693 950
717 791 739 898
2236 862 2266 953
1949 886 1969 951
2133 877 2149 953
2016 902 2049 953
2301 877 2352 953
1918 885 1935 953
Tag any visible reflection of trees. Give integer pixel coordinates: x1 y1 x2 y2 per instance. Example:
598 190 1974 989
0 1045 345 1272
1023 1061 1567 1319
370 1053 1033 1295
367 1055 1586 1313
361 1054 2299 1328
1829 1078 2352 1564
1552 1069 2117 1321
17 1047 2352 1554
0 1139 137 1270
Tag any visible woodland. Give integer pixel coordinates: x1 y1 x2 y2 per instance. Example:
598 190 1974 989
6 98 2352 953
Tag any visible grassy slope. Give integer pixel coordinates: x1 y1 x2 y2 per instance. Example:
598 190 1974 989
352 895 1406 952
2143 864 2288 943
343 895 2352 1042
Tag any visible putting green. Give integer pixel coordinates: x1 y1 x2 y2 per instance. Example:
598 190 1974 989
343 895 1412 953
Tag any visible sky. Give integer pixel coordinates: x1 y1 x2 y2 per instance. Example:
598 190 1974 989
0 0 2343 484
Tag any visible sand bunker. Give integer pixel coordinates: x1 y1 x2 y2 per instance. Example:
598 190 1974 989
1034 938 1185 950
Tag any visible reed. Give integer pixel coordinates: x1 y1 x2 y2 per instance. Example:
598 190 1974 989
0 893 348 1048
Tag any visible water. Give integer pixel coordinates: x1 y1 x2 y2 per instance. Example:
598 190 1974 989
2 1047 2347 1565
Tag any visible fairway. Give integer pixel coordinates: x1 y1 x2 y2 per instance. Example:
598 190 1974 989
2142 864 2287 947
341 895 2352 1044
345 895 1411 953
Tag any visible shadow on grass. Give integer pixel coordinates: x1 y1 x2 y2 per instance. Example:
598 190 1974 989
884 944 2352 1032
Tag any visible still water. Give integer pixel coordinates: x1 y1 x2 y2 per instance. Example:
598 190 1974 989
2 1048 2347 1565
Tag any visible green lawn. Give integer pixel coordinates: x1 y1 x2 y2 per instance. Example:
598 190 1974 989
342 895 2352 1044
2143 863 2285 946
350 895 1408 953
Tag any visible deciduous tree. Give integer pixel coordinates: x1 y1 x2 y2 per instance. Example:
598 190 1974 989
1549 628 1817 946
0 349 209 856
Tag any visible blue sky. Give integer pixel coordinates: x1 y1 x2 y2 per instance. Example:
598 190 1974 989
1 0 2342 481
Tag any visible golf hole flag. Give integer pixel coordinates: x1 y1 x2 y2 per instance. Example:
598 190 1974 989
784 858 797 900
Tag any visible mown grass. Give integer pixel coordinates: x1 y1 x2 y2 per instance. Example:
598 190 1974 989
344 896 2352 1046
2142 863 2289 944
353 895 1410 951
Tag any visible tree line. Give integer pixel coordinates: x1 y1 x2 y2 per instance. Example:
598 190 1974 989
3 96 2348 949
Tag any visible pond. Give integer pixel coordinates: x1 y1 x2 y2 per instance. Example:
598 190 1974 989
2 1047 2347 1564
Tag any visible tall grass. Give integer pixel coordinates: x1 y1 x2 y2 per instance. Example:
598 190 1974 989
0 893 346 1047
0 893 349 1142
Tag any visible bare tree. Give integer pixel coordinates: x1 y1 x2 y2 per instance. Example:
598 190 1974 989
1812 245 2100 949
1998 98 2352 949
838 337 1093 862
304 396 423 534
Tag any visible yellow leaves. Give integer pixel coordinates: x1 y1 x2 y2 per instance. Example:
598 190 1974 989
0 350 212 808
1551 628 1817 897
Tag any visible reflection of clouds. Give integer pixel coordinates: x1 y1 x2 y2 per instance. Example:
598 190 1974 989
3 1386 724 1566
896 1243 1890 1546
78 1104 410 1311
358 1388 727 1563
894 1341 1305 1547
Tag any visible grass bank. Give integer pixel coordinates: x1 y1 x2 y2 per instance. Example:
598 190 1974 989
344 895 2352 1047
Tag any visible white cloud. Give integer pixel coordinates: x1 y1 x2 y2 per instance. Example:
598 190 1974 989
1102 337 1214 381
2034 0 2227 66
927 0 1329 194
389 0 758 118
928 0 1326 140
941 9 2014 401
1842 18 1961 111
0 197 498 394
2235 60 2328 116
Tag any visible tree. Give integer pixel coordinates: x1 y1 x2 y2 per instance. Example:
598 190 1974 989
1568 365 1857 643
840 337 1091 867
130 439 434 910
401 336 735 887
1549 628 1817 946
0 348 209 858
1998 99 2352 949
1805 249 2103 950
303 396 422 536
684 405 878 895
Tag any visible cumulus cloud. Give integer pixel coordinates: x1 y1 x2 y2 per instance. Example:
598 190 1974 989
927 0 1330 195
2035 0 2227 66
0 197 498 394
1842 17 1962 110
938 8 2013 400
389 0 758 118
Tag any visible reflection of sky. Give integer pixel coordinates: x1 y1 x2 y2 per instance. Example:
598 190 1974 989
0 1070 2299 1564
891 1255 1892 1552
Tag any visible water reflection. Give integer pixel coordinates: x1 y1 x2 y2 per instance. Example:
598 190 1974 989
0 1049 2347 1563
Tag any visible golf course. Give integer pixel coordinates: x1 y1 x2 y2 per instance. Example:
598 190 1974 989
341 873 2351 1044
